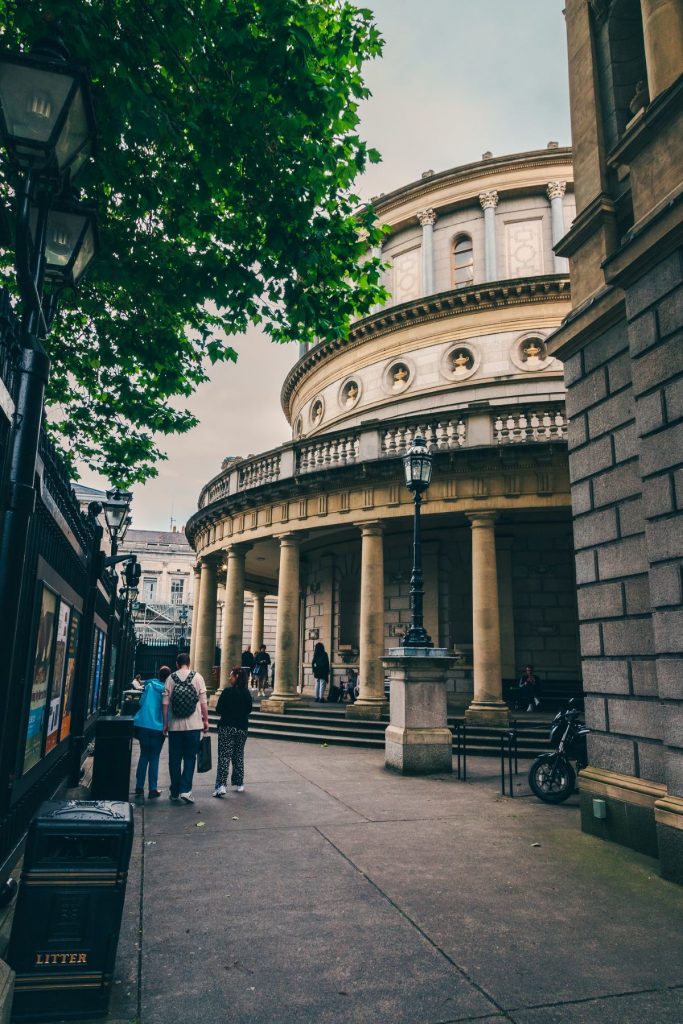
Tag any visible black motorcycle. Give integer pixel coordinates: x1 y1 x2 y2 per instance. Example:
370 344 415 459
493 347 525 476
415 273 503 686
528 699 589 803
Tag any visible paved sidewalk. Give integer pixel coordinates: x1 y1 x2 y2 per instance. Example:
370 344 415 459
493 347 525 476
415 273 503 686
98 737 682 1024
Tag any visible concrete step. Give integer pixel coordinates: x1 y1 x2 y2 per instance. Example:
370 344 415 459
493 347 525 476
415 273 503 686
209 706 551 757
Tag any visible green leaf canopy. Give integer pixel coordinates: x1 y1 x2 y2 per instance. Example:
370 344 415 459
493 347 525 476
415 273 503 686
0 0 386 482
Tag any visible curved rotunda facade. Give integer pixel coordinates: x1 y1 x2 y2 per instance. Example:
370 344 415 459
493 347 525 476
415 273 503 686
186 146 580 723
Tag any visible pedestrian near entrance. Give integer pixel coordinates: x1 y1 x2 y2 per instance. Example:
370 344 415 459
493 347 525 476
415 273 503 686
213 667 252 796
517 664 542 711
312 642 330 702
163 653 208 804
133 666 169 798
241 644 255 682
253 644 271 693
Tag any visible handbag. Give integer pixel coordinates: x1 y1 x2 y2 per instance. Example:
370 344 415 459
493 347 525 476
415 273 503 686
197 734 212 773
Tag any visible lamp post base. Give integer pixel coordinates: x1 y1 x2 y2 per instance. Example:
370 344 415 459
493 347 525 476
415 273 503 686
382 647 455 775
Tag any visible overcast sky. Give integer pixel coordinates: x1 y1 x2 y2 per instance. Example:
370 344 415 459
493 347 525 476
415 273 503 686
78 0 571 532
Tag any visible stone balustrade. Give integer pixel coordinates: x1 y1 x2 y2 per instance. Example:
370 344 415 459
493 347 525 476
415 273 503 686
197 403 567 509
382 418 466 457
238 453 281 489
493 408 567 444
297 432 360 473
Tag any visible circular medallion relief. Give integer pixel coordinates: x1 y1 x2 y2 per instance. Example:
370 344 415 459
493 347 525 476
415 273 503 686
310 397 325 427
510 333 553 372
439 342 480 382
382 358 414 395
338 377 362 410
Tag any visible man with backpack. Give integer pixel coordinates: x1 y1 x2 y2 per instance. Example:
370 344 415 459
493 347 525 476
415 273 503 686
162 653 209 804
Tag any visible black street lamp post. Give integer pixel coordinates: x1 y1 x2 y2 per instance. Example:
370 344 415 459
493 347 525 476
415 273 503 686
0 31 98 744
402 435 434 649
101 490 134 710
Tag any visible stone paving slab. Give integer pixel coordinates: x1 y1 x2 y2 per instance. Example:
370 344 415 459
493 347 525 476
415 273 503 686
49 734 683 1024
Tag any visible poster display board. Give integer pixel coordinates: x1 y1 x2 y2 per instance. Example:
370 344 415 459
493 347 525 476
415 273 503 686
59 610 81 742
23 586 58 774
45 601 70 753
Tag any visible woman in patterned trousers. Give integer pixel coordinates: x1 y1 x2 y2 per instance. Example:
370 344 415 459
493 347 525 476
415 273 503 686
213 667 253 796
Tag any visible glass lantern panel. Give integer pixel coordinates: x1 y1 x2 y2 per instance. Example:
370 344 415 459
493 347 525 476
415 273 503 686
44 208 86 268
71 219 97 284
0 63 72 157
54 83 90 174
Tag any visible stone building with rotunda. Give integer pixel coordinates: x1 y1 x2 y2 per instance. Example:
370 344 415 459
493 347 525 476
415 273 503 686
186 145 580 726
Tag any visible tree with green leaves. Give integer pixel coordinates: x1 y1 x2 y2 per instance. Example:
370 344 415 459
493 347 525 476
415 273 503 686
0 0 386 482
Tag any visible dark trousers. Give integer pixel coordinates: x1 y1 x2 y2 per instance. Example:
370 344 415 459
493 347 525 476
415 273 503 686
215 726 248 787
168 729 201 797
135 728 165 792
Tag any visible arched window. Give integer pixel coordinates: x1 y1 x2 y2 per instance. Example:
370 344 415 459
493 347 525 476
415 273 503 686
452 235 474 287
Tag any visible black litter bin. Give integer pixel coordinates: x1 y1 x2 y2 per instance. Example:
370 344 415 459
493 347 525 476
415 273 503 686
90 716 134 801
7 800 134 1021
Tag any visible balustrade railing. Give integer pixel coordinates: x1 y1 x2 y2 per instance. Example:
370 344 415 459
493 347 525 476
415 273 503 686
494 407 566 444
382 417 466 457
297 432 360 473
197 404 568 508
239 453 280 489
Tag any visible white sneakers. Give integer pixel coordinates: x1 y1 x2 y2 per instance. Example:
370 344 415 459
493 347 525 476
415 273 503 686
179 792 194 804
213 785 227 798
236 785 245 793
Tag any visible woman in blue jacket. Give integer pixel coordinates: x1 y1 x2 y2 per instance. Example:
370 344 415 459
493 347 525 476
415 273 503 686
133 666 170 798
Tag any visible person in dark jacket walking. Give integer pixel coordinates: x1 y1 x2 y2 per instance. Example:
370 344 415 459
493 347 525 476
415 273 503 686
312 642 330 702
213 667 253 796
253 645 271 693
241 644 255 682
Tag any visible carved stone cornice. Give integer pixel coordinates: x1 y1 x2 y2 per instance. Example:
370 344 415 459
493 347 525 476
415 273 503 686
547 180 567 201
280 274 571 417
370 147 573 221
479 189 499 210
417 208 437 227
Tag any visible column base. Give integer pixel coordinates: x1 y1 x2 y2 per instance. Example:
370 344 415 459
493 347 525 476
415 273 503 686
385 725 453 775
346 700 388 721
465 701 510 727
208 689 223 711
260 694 302 714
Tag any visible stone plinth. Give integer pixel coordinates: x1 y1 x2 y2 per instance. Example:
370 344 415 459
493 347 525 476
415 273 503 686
384 648 455 775
260 697 300 715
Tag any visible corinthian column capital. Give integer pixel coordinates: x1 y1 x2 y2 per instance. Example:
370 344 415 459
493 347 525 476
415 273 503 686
417 208 437 227
547 180 567 201
479 189 499 210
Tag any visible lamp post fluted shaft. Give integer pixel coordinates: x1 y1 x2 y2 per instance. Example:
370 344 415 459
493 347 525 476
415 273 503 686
402 436 434 649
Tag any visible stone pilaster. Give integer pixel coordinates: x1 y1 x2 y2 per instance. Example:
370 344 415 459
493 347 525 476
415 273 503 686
219 544 250 690
640 0 683 100
189 563 201 666
347 522 387 720
194 557 218 692
417 208 437 296
547 180 569 274
261 533 302 713
250 591 265 651
465 512 509 726
479 190 498 281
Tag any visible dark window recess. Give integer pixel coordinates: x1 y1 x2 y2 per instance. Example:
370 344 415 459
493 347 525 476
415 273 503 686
594 0 648 150
339 578 360 649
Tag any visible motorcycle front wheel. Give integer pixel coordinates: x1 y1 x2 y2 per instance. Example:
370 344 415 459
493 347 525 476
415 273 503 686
528 753 576 803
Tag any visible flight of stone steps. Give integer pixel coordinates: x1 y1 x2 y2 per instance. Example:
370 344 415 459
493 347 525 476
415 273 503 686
208 701 554 758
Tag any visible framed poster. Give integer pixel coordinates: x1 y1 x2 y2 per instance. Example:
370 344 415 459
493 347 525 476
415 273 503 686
45 601 71 753
88 628 105 715
23 585 58 774
59 609 81 742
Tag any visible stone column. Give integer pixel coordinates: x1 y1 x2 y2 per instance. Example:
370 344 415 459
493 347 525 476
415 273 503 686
250 592 265 651
497 537 516 680
417 209 437 295
465 512 509 726
261 533 302 712
479 190 498 281
194 557 219 692
547 181 569 274
347 522 387 720
219 544 250 690
641 0 683 100
189 563 201 665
